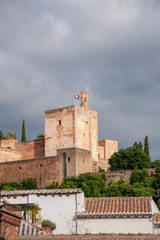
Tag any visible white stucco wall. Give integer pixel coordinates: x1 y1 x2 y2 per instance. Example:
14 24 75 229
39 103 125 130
3 191 84 234
77 217 154 234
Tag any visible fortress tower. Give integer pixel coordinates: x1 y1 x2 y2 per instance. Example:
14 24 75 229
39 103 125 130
45 90 99 161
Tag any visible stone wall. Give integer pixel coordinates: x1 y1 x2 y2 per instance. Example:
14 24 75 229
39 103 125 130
92 160 109 172
0 147 22 162
45 106 75 157
45 105 99 161
93 168 156 183
0 147 92 187
16 139 45 160
17 233 160 240
0 156 61 188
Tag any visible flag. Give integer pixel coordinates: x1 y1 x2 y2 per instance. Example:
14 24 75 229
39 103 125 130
74 94 80 99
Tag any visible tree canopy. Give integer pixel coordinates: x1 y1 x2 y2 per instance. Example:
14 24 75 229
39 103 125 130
108 146 151 171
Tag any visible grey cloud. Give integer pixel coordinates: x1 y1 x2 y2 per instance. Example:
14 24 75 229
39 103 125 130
0 0 160 160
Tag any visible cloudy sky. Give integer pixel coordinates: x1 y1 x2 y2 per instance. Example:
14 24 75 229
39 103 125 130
0 0 160 161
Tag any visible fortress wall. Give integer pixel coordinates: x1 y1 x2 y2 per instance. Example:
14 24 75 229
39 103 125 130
104 139 118 160
0 148 22 162
16 139 45 160
75 107 98 161
45 106 75 157
0 156 62 188
57 148 92 178
92 159 109 172
0 139 18 149
98 145 104 159
93 168 156 183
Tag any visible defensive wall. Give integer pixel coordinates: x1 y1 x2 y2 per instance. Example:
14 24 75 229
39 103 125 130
93 168 156 183
16 233 160 240
0 148 92 188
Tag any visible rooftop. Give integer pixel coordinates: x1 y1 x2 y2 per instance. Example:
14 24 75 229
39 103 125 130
78 197 153 218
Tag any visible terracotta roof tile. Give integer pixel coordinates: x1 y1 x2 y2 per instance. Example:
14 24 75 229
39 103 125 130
154 213 160 225
78 197 153 218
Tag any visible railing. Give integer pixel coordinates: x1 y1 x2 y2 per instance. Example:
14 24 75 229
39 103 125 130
18 220 49 236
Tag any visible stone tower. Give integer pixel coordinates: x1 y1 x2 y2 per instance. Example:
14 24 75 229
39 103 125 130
45 90 98 161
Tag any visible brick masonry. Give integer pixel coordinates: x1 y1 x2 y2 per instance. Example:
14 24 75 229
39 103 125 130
16 233 160 240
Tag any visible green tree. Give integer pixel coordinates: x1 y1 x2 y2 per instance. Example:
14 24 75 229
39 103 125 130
144 135 150 157
21 119 26 141
0 130 5 140
129 169 148 184
6 130 16 139
21 177 37 190
138 141 143 150
109 147 151 171
133 141 138 148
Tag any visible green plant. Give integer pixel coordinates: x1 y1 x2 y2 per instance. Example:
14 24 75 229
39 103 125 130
42 219 56 230
37 133 45 139
21 119 26 141
21 177 37 190
28 204 42 225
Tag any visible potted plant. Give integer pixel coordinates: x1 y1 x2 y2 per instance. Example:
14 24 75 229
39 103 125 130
42 219 56 233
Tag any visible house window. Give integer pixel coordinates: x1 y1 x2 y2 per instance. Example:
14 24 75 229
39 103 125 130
68 157 70 162
59 120 61 125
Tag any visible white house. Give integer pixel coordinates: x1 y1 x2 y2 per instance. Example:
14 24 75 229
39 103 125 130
2 188 85 234
1 190 160 235
77 196 160 234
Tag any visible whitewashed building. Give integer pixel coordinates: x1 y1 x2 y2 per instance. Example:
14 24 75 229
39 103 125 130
2 189 84 234
1 189 160 235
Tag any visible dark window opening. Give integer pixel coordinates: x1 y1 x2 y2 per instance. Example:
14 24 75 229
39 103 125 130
84 97 87 102
68 157 70 162
59 120 61 125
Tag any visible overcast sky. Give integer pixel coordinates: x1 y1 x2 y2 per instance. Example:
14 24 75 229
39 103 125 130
0 0 160 161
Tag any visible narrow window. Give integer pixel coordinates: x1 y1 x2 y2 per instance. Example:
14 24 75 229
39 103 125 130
59 120 61 125
68 157 70 162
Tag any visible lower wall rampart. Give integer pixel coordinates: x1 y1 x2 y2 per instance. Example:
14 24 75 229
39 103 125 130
0 156 62 188
93 168 156 183
17 233 160 240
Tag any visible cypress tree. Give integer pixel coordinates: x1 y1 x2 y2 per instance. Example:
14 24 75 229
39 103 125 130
21 119 26 142
133 141 138 148
138 141 143 150
144 135 150 156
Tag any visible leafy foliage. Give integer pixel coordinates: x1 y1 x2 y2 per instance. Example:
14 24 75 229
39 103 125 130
27 204 42 224
6 131 16 140
37 133 45 139
21 177 37 190
129 169 148 184
42 219 56 230
108 147 151 171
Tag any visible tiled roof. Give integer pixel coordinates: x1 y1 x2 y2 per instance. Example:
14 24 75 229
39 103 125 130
1 188 82 197
78 197 153 218
154 213 160 225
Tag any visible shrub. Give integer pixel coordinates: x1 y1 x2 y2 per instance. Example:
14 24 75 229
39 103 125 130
42 219 56 231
